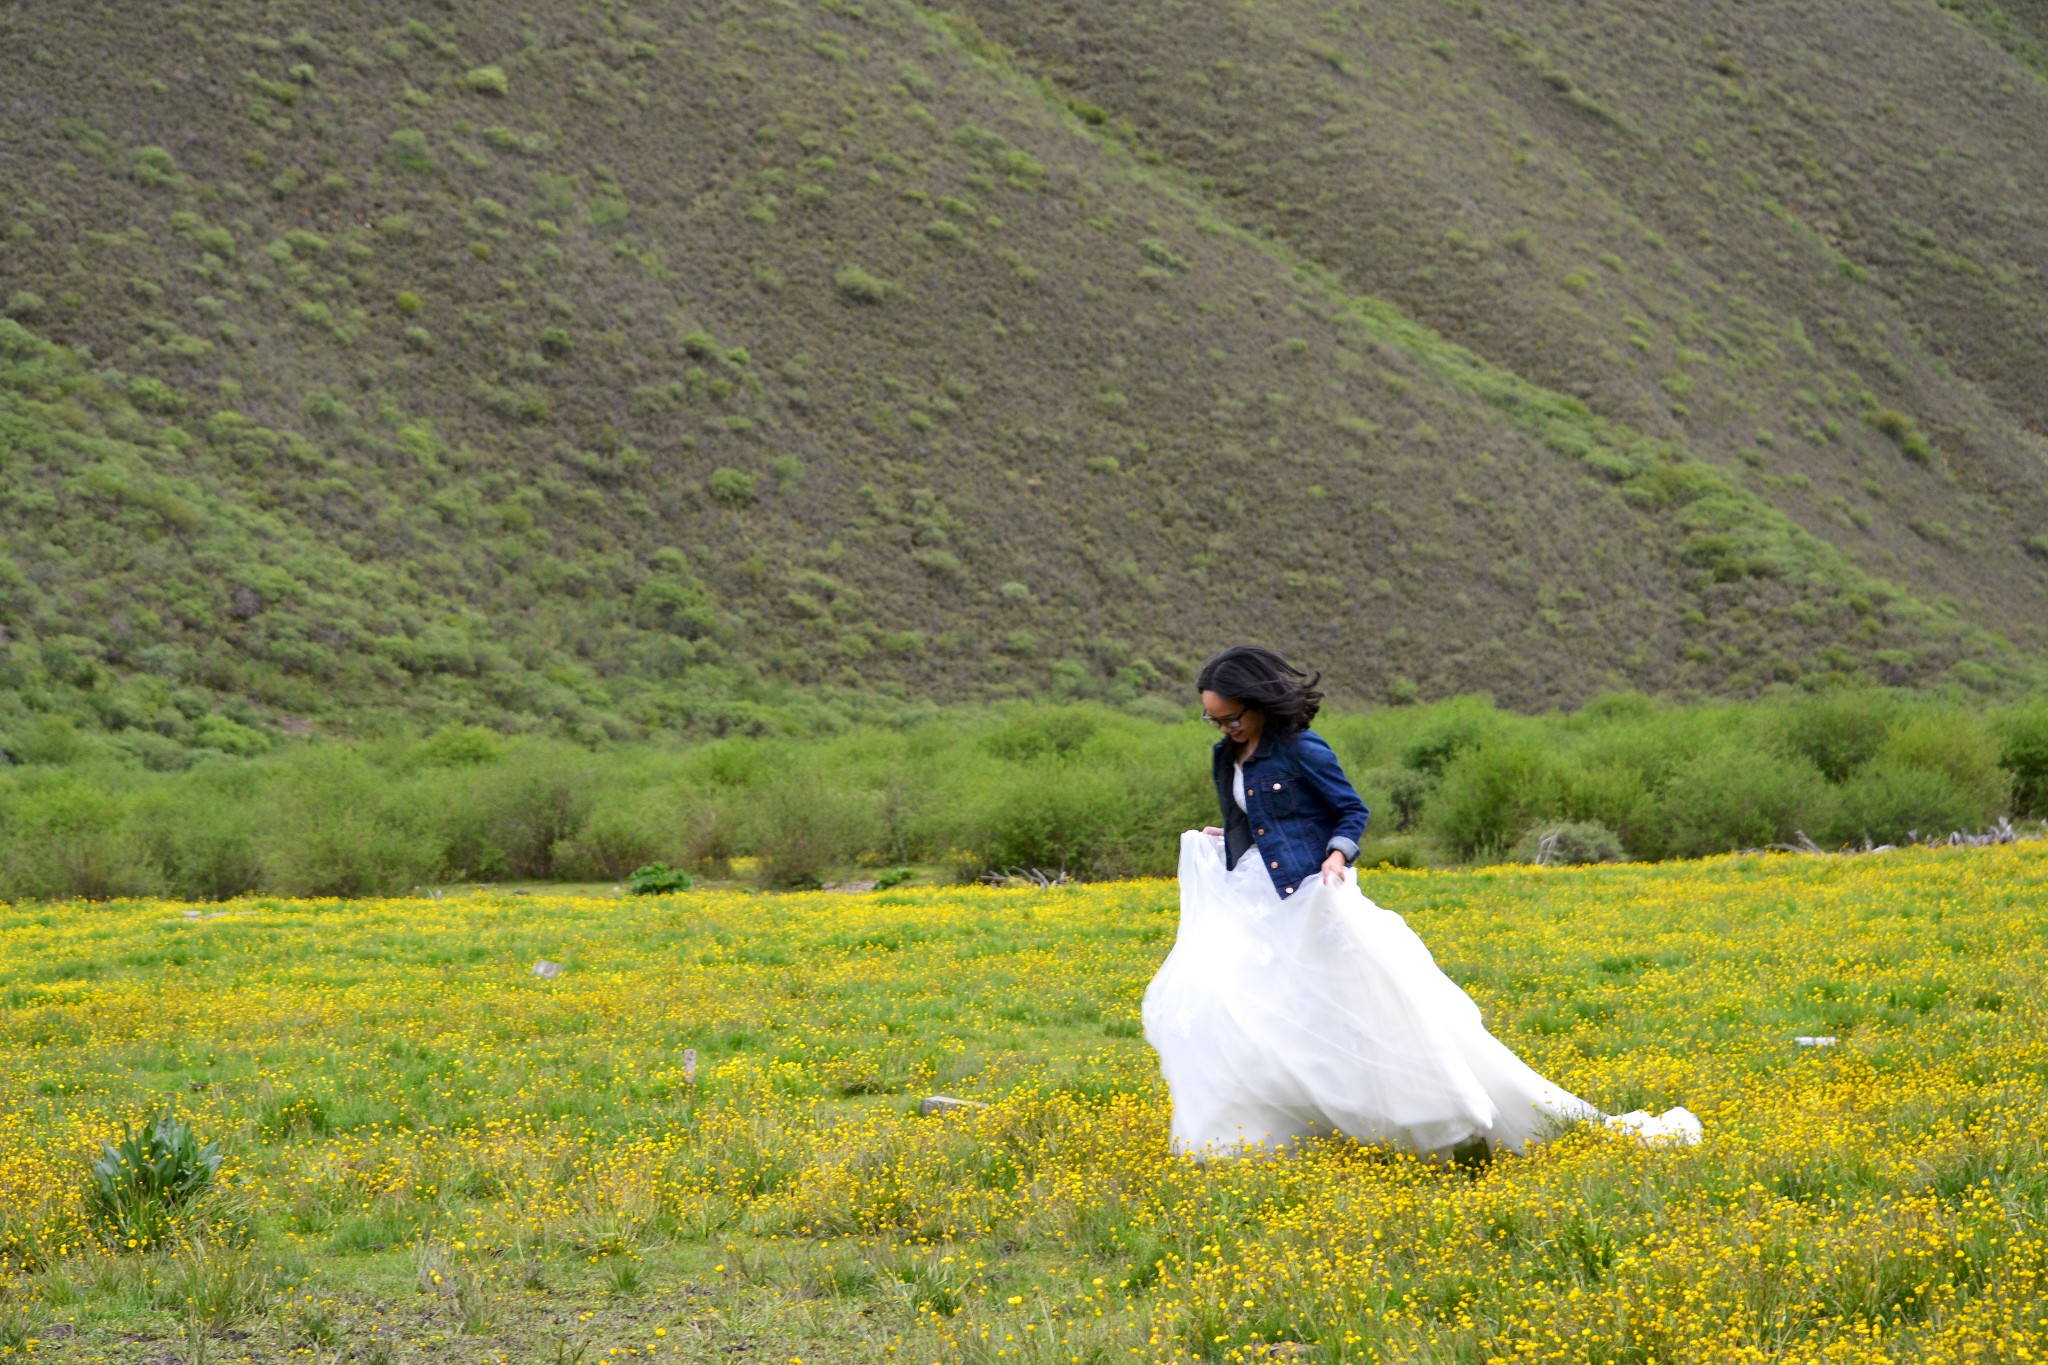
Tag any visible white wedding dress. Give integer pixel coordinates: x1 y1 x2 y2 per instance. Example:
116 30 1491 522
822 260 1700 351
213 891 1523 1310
1142 829 1700 1158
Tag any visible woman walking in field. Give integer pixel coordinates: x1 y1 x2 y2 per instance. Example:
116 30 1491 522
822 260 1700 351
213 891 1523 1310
1141 645 1699 1160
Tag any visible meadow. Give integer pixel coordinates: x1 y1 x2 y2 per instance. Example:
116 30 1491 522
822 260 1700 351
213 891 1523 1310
4 844 2048 1362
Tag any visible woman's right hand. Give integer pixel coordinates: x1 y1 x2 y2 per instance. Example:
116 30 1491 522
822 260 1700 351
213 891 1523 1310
1202 826 1224 838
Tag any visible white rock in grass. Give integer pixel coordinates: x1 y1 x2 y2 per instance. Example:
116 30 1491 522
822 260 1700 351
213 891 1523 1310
1794 1035 1837 1047
531 960 565 979
919 1095 987 1117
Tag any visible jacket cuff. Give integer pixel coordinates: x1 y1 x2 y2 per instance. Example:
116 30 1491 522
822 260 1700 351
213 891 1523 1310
1326 836 1359 863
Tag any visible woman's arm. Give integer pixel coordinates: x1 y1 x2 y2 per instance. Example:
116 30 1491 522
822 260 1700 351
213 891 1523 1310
1295 731 1369 866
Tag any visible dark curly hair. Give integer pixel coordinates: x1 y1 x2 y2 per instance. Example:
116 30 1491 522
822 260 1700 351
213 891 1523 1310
1196 645 1324 736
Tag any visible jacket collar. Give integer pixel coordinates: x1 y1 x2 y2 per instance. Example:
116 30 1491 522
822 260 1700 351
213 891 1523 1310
1213 731 1277 765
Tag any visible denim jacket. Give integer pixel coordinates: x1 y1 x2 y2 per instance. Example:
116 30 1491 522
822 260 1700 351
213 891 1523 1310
1214 728 1369 899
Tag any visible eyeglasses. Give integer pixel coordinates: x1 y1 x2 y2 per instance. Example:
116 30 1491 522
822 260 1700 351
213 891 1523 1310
1203 708 1248 731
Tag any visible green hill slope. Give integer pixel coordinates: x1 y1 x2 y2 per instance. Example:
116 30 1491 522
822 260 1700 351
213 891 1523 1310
0 0 2041 756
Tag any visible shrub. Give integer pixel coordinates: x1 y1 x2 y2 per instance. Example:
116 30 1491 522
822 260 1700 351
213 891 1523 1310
628 862 694 894
132 146 178 186
1819 762 1980 847
387 129 434 173
129 376 187 414
834 264 892 303
555 797 671 880
418 724 504 766
1662 746 1829 857
1779 690 1893 782
455 751 596 879
258 750 440 895
0 777 161 901
87 1113 220 1249
1518 819 1626 865
709 467 757 506
462 65 509 95
745 775 882 887
1991 699 2048 818
1871 409 1933 462
1877 711 2008 822
3 290 45 320
1400 697 1501 775
1561 761 1665 861
136 776 265 902
1428 741 1569 860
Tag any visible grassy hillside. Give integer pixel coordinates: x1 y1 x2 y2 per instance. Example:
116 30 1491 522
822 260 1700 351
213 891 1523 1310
1 0 2044 754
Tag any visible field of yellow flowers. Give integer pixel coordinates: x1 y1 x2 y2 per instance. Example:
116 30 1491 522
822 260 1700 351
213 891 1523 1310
4 846 2048 1363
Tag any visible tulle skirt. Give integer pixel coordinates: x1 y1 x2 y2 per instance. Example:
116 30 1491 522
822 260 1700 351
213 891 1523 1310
1141 830 1699 1158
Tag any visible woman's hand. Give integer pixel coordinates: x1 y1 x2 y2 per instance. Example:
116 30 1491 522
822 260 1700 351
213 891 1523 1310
1320 849 1349 884
1202 826 1225 839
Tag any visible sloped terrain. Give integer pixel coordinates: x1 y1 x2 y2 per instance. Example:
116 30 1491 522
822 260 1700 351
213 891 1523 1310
954 0 2048 622
0 0 2042 754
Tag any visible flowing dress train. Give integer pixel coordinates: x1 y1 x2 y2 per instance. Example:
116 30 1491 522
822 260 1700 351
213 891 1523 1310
1142 830 1700 1158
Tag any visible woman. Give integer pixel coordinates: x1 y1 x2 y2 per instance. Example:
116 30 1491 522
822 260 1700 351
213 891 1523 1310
1141 645 1698 1160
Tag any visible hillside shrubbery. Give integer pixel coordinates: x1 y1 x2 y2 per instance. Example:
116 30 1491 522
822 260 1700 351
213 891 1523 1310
3 690 2044 901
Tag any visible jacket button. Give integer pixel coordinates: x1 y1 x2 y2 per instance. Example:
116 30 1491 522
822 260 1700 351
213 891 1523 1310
1284 885 1294 894
1272 782 1282 790
1269 859 1279 868
1257 828 1266 836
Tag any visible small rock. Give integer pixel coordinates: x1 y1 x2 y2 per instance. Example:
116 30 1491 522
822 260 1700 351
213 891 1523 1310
1252 1346 1313 1360
532 960 565 979
824 879 879 893
683 1047 698 1085
920 1095 987 1117
1794 1035 1837 1047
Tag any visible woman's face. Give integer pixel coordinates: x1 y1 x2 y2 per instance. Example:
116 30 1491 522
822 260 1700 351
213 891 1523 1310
1201 690 1263 745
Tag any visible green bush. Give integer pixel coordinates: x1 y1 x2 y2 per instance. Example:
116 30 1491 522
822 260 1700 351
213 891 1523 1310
386 129 434 173
1991 699 2048 817
1561 762 1664 861
461 65 509 95
1779 690 1894 782
0 776 161 900
1819 762 1980 847
834 264 892 303
131 146 178 186
87 1113 220 1250
1427 741 1568 860
745 772 883 888
137 774 264 902
627 862 694 894
417 724 504 767
709 468 757 506
257 750 440 896
1400 696 1502 776
1662 746 1829 857
1877 711 2008 824
557 796 671 881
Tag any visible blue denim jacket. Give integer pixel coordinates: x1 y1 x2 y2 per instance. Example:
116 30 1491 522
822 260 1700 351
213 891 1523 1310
1214 728 1369 899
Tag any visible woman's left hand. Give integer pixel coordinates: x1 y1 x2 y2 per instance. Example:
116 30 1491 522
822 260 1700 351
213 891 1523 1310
1320 849 1349 885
